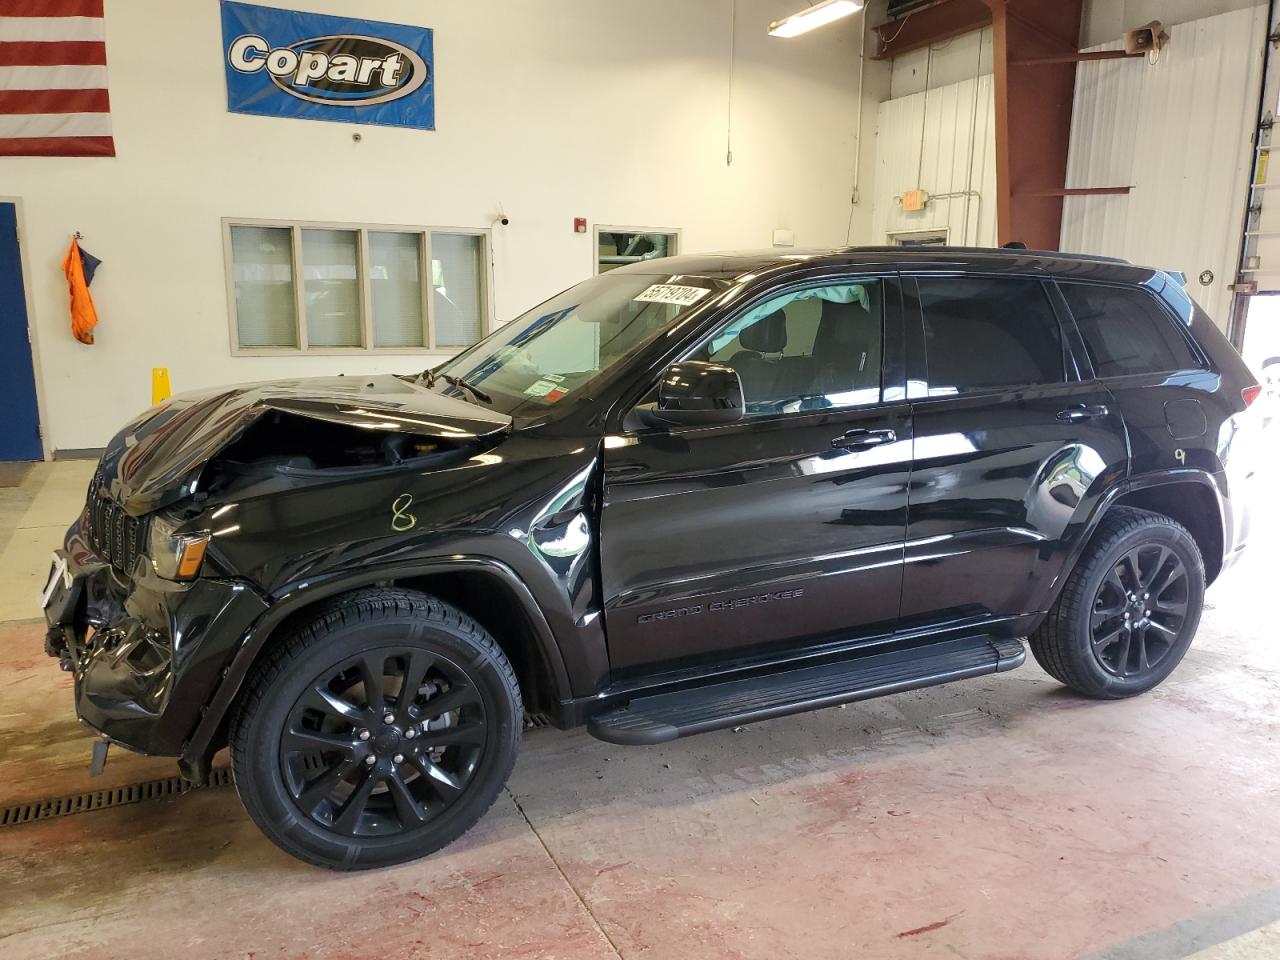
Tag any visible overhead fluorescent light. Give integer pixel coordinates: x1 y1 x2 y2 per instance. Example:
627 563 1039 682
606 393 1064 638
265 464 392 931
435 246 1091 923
768 0 863 38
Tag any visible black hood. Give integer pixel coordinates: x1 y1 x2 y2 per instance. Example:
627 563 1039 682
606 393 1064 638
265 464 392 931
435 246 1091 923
97 375 511 514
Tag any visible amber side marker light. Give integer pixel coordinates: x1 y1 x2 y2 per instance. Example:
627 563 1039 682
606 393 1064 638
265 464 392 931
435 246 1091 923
1242 384 1262 407
176 539 209 579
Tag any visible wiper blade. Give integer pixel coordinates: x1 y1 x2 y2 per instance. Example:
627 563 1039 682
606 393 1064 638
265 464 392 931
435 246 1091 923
417 366 437 386
442 374 492 404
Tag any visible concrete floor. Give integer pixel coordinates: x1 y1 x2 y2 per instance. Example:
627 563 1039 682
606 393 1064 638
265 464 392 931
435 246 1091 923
1 455 1279 960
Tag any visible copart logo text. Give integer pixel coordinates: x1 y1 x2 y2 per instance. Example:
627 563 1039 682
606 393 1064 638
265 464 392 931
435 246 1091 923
228 34 429 105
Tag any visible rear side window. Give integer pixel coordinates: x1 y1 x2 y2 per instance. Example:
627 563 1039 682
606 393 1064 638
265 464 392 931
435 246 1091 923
1059 283 1199 378
917 277 1064 396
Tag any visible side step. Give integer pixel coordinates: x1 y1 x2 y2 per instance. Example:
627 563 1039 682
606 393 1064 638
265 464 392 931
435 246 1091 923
587 636 1024 746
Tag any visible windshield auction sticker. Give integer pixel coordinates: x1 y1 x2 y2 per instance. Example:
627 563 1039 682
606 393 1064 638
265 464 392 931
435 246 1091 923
634 284 712 306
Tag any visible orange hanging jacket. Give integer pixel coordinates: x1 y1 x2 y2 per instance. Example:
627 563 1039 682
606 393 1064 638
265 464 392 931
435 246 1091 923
62 238 99 345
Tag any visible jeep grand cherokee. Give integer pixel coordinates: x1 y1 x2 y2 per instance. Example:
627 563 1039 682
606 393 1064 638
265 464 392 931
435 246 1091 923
43 247 1262 869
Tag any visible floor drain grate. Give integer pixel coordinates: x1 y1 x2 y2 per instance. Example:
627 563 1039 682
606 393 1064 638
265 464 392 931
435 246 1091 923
0 767 233 827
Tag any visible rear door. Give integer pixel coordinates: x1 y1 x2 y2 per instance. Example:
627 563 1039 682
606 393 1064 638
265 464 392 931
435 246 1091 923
599 276 912 676
899 275 1129 634
1055 280 1221 477
0 203 42 461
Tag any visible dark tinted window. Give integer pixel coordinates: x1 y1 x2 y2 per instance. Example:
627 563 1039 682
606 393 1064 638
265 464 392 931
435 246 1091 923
1060 283 1199 378
689 281 883 415
917 277 1064 395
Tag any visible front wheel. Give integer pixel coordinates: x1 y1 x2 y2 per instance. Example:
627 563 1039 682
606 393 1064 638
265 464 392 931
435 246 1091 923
230 588 522 870
1030 507 1205 699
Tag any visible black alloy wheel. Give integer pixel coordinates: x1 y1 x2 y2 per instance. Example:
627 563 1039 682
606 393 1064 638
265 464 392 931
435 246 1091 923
282 649 487 837
231 588 522 870
1029 507 1205 699
1088 544 1190 679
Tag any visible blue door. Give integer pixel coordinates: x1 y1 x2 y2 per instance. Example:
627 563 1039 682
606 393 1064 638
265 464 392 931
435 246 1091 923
0 203 42 461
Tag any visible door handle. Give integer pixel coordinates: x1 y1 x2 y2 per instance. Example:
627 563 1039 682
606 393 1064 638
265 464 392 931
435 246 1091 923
832 428 897 450
1056 404 1109 423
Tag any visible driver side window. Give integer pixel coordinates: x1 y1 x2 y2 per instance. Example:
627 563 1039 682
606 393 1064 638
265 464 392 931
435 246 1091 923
688 281 884 416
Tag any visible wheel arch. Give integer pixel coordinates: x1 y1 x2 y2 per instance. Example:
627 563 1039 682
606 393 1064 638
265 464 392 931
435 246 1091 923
179 558 572 783
1049 471 1226 614
1110 475 1225 585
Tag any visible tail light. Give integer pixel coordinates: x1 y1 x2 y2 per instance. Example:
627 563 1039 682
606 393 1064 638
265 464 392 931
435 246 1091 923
1242 384 1262 407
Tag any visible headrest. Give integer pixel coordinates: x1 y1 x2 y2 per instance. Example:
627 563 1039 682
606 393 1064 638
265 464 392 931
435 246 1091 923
739 310 787 353
815 298 874 350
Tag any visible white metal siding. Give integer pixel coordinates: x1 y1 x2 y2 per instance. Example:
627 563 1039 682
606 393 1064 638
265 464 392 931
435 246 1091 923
1059 5 1267 328
872 74 998 247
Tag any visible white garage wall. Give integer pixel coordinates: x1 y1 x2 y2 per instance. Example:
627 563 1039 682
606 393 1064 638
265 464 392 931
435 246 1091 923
888 28 993 100
1060 5 1268 329
3 0 878 453
872 70 998 248
1080 0 1261 47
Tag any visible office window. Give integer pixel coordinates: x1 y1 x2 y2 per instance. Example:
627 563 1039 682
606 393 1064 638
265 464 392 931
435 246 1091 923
432 232 484 348
302 229 361 348
889 229 948 247
370 231 425 348
595 227 679 274
1059 283 1200 378
230 226 298 348
916 277 1065 395
226 220 489 353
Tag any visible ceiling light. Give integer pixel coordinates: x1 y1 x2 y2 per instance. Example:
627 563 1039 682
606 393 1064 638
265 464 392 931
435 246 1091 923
768 0 863 38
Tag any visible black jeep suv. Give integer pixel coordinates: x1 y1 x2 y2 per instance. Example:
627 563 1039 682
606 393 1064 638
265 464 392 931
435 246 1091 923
43 247 1263 869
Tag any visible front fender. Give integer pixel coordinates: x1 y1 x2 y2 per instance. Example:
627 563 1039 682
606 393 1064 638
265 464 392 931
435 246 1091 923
178 555 580 783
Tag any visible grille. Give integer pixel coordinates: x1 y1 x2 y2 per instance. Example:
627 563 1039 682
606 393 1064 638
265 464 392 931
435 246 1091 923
86 471 148 574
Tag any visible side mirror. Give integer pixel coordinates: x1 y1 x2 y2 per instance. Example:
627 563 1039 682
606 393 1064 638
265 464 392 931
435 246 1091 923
640 360 744 428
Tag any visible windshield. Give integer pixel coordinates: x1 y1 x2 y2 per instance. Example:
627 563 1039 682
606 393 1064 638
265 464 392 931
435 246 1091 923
433 272 729 410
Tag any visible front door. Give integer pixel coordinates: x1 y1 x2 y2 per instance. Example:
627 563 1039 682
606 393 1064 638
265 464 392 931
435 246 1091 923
0 203 42 461
899 274 1130 633
600 277 912 675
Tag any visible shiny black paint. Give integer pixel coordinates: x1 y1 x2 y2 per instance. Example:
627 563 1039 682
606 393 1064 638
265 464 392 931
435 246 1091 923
44 247 1259 777
601 402 915 674
897 274 1130 635
647 360 745 426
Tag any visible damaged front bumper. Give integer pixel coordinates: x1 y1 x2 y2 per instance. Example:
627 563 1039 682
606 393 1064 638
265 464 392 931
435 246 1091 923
43 517 270 759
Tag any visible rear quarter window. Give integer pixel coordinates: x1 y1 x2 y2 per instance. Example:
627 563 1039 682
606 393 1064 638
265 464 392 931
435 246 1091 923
1059 283 1200 378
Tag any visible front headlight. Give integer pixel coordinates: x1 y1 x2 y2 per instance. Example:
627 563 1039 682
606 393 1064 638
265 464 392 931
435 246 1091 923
148 514 210 581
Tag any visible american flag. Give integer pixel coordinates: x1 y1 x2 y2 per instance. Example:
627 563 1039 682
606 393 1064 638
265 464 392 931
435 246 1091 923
0 0 113 157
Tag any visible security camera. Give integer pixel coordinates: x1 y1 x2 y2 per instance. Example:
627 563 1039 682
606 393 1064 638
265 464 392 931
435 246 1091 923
499 216 510 226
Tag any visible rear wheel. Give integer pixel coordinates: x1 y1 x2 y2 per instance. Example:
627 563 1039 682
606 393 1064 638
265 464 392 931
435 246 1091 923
1030 507 1204 699
230 588 521 870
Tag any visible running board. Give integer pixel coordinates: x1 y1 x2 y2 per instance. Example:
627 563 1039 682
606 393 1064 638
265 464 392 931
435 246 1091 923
587 636 1024 746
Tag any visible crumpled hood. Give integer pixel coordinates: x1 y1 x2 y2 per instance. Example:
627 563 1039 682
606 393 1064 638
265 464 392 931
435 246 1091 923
97 375 511 515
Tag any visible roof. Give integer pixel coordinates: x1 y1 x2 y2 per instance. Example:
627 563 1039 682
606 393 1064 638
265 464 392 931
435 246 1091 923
610 246 1163 285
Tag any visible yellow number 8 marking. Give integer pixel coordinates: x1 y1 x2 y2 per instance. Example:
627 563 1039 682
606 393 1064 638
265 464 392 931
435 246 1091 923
391 493 417 532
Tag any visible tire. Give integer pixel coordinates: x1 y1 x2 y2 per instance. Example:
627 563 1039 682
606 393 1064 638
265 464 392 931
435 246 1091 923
230 587 522 870
1029 507 1205 699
